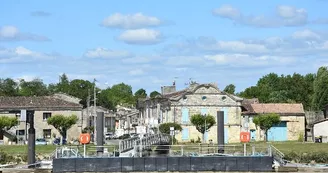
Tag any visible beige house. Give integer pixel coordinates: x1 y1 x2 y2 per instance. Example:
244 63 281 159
241 102 305 141
0 93 84 144
137 82 244 143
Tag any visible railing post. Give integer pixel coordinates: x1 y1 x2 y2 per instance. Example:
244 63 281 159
268 145 272 157
181 145 184 156
252 145 255 156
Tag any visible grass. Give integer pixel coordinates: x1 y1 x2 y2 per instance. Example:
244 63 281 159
173 141 328 154
1 141 328 155
0 145 57 155
0 144 118 155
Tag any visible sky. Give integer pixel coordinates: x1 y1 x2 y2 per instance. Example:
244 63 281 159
1 0 328 94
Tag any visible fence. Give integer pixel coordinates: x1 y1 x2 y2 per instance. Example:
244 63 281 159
53 143 272 159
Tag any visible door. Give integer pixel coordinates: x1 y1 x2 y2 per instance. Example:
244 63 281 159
267 121 287 141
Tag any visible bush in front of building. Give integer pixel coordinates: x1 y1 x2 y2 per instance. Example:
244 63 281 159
284 151 328 163
159 122 182 134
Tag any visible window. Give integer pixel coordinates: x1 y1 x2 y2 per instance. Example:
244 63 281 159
202 96 207 100
16 130 25 136
43 129 51 139
43 113 51 121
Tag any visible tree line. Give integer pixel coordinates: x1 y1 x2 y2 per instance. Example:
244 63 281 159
0 74 161 110
1 66 328 111
224 66 328 111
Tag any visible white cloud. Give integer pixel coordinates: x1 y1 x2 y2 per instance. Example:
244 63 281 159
101 13 161 29
128 69 144 76
0 46 54 63
0 25 50 41
0 25 19 38
213 5 327 27
292 29 321 40
117 29 163 45
276 5 308 26
212 5 241 20
205 54 296 67
84 47 132 58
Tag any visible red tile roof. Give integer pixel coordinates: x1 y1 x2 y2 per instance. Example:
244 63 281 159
242 103 305 114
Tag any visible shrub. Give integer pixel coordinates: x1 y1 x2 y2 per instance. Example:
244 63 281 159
284 151 328 163
298 133 304 142
159 123 182 134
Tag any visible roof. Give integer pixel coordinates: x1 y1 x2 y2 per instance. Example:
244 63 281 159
313 118 328 125
162 83 243 102
242 103 305 115
0 96 83 110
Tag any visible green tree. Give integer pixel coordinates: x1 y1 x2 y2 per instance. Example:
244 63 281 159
159 122 182 134
0 78 19 96
68 79 94 107
98 88 115 110
110 83 135 107
190 114 216 143
19 78 49 96
312 67 328 110
0 116 18 140
253 113 280 141
134 88 147 99
223 84 236 94
47 114 78 145
150 91 161 98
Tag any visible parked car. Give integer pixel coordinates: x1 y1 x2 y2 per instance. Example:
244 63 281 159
35 138 47 145
53 138 67 145
105 133 114 140
118 134 131 139
130 133 139 138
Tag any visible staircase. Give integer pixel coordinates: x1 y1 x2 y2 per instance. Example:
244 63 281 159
270 145 286 166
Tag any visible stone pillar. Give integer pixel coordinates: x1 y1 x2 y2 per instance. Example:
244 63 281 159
96 112 104 156
217 111 224 153
27 110 35 167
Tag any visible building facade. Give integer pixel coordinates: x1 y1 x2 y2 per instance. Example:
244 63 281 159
137 83 244 143
241 103 305 141
0 93 84 144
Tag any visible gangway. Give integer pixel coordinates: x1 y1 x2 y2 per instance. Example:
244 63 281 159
118 133 170 157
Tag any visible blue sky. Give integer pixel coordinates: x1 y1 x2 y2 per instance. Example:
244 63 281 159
1 0 328 93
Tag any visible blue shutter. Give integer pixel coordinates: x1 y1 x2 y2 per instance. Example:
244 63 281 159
223 108 228 143
223 108 228 124
182 128 189 140
201 108 208 141
182 108 189 124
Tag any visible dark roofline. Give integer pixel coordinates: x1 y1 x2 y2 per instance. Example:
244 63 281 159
242 112 305 116
313 118 328 125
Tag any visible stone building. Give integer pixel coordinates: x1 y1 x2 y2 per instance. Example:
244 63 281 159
137 82 244 143
241 103 305 141
83 106 116 133
0 93 84 144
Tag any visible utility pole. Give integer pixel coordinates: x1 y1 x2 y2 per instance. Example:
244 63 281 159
87 89 90 126
93 79 97 145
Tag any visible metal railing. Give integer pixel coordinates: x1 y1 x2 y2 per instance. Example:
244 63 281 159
119 134 170 154
270 144 286 165
133 143 272 157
